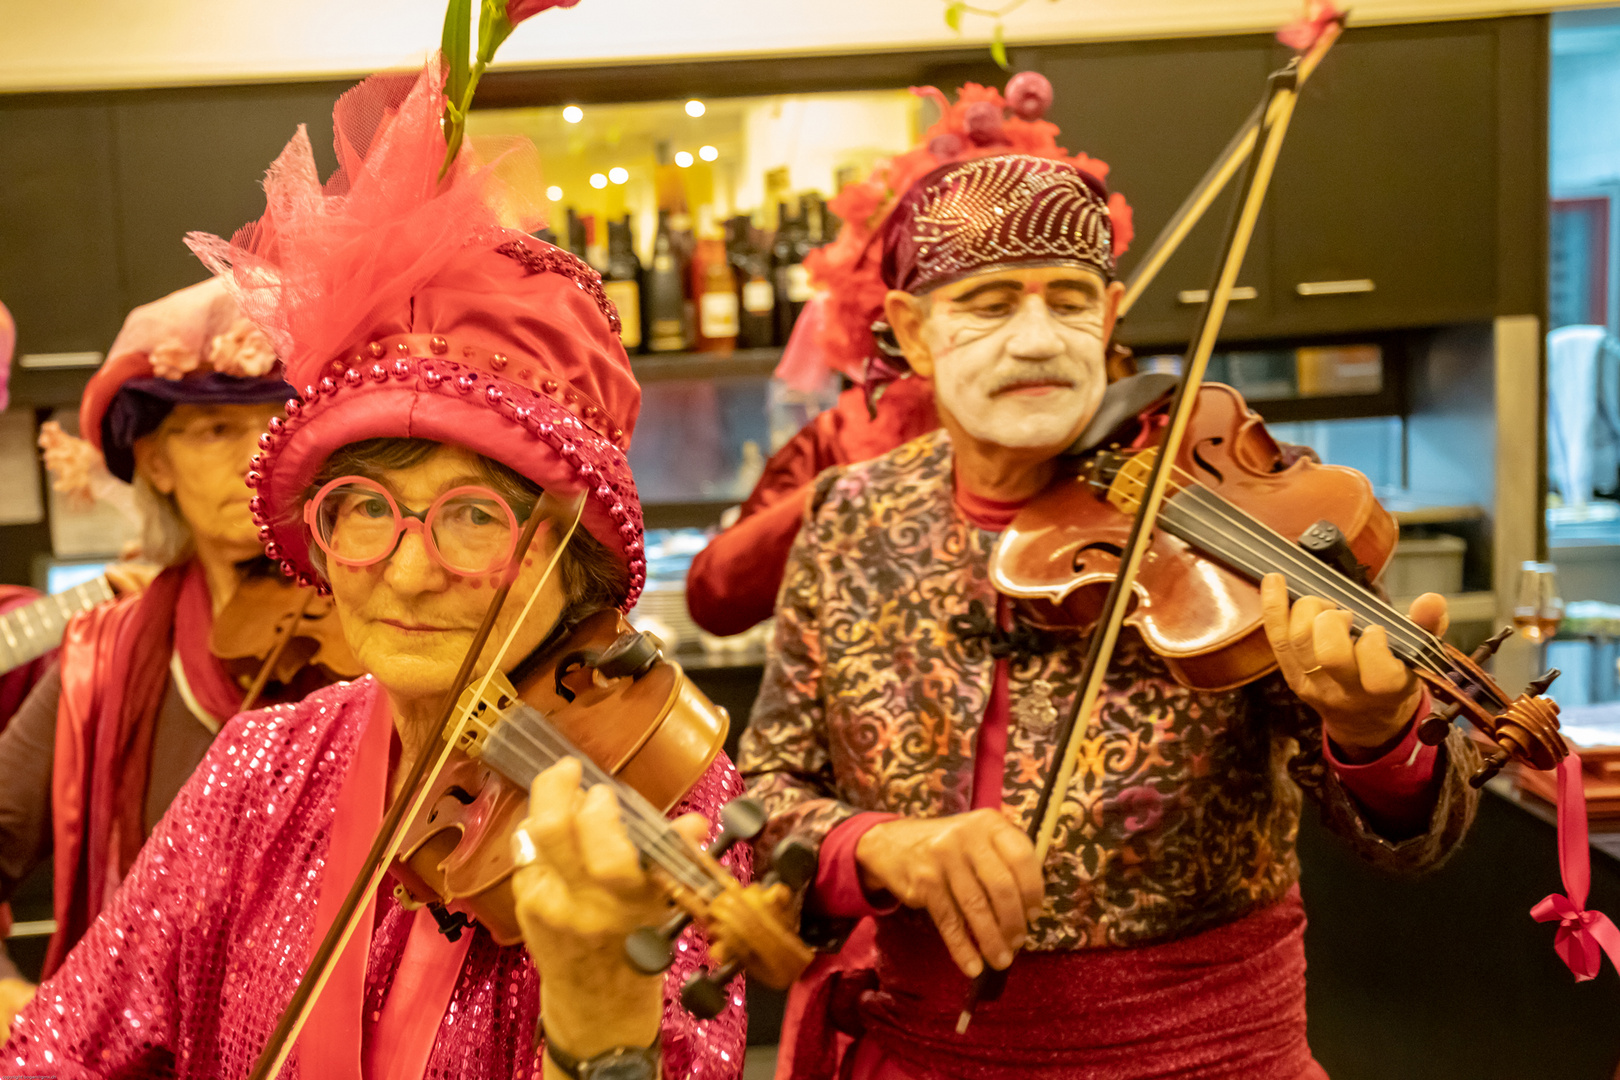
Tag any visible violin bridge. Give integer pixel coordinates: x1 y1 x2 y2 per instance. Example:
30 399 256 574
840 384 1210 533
1104 448 1157 515
446 670 521 758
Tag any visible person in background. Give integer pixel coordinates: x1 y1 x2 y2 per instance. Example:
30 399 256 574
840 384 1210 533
0 300 58 732
685 74 1133 638
3 54 747 1079
0 278 357 1038
740 153 1478 1080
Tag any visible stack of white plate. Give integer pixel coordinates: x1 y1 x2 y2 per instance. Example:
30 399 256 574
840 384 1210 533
628 580 701 650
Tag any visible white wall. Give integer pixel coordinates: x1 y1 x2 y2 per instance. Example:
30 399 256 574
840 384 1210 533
1 0 1614 93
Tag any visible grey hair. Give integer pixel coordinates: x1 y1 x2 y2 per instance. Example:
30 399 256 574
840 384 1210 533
305 438 629 623
131 474 196 568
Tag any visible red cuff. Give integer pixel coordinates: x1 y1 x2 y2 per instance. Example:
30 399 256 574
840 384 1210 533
808 812 903 920
1325 688 1441 835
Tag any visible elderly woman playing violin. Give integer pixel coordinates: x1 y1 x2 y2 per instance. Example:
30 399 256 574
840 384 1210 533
741 155 1482 1080
2 65 747 1080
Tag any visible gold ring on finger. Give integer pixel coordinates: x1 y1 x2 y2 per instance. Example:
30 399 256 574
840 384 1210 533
1302 665 1324 675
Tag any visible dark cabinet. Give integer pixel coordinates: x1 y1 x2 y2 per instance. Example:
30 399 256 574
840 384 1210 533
1026 19 1531 349
0 103 125 355
1033 37 1277 348
1267 24 1499 336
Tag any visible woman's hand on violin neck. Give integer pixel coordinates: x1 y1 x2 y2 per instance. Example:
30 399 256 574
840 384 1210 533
513 758 705 1054
855 809 1044 978
1261 575 1449 762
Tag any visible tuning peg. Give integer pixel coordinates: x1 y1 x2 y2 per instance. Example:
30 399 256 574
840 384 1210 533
1470 626 1515 665
594 631 661 680
1417 702 1462 747
768 837 817 892
625 908 693 975
1469 747 1512 789
681 959 743 1019
1526 669 1561 698
707 798 767 861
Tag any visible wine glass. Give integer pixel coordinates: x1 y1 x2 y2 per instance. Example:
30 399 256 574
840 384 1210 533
1513 561 1564 644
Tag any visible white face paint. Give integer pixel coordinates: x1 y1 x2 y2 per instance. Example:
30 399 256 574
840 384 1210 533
918 268 1111 450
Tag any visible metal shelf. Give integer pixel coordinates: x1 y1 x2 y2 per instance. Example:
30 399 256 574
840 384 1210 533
630 348 782 383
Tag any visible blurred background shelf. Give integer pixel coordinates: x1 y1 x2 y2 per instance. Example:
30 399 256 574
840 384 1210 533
631 348 783 382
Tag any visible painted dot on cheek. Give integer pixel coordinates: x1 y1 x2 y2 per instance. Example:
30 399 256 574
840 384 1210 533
523 558 534 569
467 577 482 589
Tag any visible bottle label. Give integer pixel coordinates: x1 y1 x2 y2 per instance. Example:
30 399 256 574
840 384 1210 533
602 280 642 349
700 292 740 338
743 279 775 314
654 255 674 272
786 263 814 303
650 317 685 352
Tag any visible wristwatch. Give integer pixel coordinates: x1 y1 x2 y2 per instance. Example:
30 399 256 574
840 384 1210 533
544 1032 661 1080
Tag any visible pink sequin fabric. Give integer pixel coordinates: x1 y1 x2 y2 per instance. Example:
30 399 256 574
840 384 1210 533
3 677 750 1078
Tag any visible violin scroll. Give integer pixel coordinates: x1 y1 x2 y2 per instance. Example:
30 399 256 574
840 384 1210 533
674 836 817 1018
1411 629 1568 788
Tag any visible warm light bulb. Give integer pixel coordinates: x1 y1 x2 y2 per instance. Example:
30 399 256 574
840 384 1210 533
685 100 706 118
545 185 563 201
590 173 608 189
563 105 583 124
674 151 694 168
608 166 629 185
699 145 718 162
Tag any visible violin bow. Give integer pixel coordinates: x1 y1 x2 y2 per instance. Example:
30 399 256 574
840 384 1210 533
246 493 585 1080
1117 14 1344 319
958 36 1331 1033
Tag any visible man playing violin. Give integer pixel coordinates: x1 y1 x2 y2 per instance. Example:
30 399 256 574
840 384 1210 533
2 59 748 1080
0 278 356 1037
741 153 1481 1080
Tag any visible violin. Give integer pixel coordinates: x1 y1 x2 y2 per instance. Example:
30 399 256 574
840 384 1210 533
991 381 1566 786
391 608 816 1011
211 570 362 711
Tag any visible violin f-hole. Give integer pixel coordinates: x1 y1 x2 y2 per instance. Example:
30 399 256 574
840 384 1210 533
1072 541 1124 572
1191 436 1226 485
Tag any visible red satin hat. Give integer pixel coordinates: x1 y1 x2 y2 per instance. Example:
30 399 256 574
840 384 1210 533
189 60 647 606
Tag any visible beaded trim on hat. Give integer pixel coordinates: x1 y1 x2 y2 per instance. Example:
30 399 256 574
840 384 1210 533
245 351 646 611
322 334 627 450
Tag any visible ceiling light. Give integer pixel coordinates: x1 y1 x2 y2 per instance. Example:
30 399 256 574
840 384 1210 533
674 151 694 168
545 185 563 201
590 173 608 189
608 167 629 185
563 105 583 123
685 100 706 118
699 145 718 162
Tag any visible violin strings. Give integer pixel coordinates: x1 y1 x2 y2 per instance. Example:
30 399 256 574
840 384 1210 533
1097 459 1451 665
1094 462 1498 703
494 716 714 892
492 712 722 897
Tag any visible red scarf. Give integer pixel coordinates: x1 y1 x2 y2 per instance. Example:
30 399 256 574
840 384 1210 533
47 561 242 975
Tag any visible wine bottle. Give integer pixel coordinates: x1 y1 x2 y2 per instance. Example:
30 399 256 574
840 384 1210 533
646 210 689 353
565 208 588 262
772 202 816 344
603 216 644 352
692 208 738 355
730 215 774 349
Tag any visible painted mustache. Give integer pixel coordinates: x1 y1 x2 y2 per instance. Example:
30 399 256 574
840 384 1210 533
987 361 1082 396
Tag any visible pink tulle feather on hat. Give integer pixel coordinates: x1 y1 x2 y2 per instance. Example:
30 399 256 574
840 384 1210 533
188 58 647 607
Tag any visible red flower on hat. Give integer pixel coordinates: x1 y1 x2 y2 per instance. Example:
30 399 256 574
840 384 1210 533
505 0 581 26
805 78 1134 386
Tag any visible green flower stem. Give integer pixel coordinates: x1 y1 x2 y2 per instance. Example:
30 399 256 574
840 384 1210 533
438 2 514 181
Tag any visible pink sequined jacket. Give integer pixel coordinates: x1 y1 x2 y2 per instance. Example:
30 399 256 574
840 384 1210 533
740 429 1481 952
3 676 749 1079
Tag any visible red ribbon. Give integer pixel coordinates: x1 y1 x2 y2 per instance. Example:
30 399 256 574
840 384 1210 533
1530 752 1620 982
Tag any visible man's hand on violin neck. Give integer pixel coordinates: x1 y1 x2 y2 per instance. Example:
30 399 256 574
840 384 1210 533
855 809 1044 978
1260 574 1450 763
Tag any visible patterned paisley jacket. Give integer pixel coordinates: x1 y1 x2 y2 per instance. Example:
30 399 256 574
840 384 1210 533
739 429 1481 951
